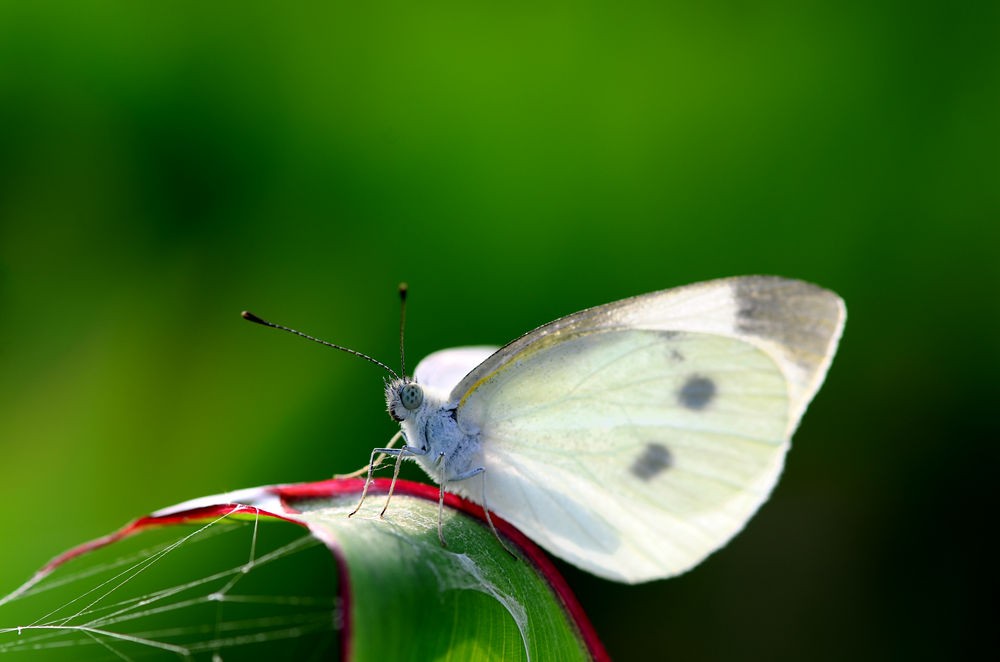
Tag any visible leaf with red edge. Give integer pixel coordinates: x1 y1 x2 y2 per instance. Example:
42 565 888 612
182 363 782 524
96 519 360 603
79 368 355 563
0 478 607 661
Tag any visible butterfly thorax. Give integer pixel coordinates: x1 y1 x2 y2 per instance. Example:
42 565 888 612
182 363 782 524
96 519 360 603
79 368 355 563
385 378 483 485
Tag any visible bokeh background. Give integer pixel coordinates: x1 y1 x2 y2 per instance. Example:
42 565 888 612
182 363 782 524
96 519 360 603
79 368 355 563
1 2 996 659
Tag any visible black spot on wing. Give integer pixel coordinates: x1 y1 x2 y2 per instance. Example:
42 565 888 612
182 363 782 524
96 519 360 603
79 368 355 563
678 375 716 410
631 443 673 481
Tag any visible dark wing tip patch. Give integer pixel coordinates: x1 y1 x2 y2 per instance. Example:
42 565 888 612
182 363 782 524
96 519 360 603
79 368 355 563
630 443 673 481
732 277 844 368
678 375 716 410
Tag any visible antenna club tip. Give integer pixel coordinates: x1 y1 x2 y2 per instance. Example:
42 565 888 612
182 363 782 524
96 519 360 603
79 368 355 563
241 311 266 324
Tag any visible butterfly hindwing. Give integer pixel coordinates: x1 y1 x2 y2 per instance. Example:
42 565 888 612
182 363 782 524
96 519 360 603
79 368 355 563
414 346 498 394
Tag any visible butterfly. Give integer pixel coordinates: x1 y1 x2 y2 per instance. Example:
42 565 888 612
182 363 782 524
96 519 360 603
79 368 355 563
246 276 845 584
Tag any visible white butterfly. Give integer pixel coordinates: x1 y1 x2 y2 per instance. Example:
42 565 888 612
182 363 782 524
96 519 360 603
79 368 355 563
371 276 844 584
247 276 845 584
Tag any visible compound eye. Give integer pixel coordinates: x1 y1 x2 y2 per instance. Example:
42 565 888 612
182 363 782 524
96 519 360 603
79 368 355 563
400 383 424 411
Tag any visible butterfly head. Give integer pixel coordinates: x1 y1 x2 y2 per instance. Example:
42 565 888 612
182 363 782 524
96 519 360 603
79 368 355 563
386 378 424 422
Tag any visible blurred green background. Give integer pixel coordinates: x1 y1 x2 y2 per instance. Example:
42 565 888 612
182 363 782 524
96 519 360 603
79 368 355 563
1 2 996 659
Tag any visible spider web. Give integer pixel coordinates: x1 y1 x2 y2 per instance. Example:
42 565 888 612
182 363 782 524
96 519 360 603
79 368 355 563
0 507 339 660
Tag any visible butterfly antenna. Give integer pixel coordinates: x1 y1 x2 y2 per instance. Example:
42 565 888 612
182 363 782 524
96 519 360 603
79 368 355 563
398 282 409 377
241 311 399 379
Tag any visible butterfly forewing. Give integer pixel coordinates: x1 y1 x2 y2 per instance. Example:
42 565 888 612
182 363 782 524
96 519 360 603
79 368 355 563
452 276 844 435
443 277 844 583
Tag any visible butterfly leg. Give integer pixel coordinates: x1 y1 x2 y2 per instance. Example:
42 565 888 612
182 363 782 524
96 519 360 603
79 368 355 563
379 444 428 518
447 466 515 558
437 480 447 547
335 430 403 479
347 444 417 518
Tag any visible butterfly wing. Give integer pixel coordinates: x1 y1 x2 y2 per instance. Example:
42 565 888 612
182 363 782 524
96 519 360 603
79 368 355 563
450 276 845 583
414 346 498 394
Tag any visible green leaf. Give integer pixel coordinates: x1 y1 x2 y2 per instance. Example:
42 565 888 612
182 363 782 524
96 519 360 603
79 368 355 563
0 479 605 661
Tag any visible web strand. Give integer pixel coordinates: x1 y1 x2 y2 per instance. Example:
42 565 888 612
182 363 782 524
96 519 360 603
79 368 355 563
0 510 337 658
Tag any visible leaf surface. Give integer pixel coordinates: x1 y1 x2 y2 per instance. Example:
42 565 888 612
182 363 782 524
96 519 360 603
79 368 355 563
0 479 606 661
